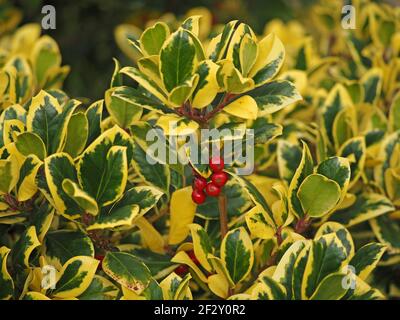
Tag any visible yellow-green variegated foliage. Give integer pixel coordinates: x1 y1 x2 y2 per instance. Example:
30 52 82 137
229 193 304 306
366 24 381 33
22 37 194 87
0 23 70 110
1 0 399 301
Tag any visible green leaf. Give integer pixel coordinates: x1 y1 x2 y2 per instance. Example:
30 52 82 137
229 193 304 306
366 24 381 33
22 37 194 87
345 276 384 300
250 117 283 144
277 140 302 185
31 203 54 242
292 242 312 300
31 36 61 87
349 243 386 280
316 157 351 192
159 272 191 300
374 131 400 188
11 226 40 269
15 132 46 161
196 178 253 219
192 59 220 108
85 100 103 146
77 126 131 207
110 86 165 113
303 234 348 298
0 104 26 148
310 273 348 300
245 204 276 239
253 275 287 300
389 92 400 132
208 20 238 62
63 112 88 158
62 179 99 215
315 222 354 258
23 292 50 300
361 68 382 104
288 141 314 218
111 186 163 218
321 84 354 145
239 33 258 77
221 227 254 284
51 256 99 298
105 86 143 128
78 275 119 300
330 193 394 227
86 204 139 230
45 153 83 219
168 74 199 106
131 139 170 194
126 248 174 279
45 230 94 269
120 66 168 104
26 91 80 154
249 33 285 86
226 23 255 71
140 22 170 56
297 174 341 218
370 215 400 254
338 136 366 187
103 251 152 294
15 154 42 202
0 246 14 300
272 240 307 299
110 58 122 87
160 28 197 92
248 80 301 115
189 224 214 272
0 157 19 194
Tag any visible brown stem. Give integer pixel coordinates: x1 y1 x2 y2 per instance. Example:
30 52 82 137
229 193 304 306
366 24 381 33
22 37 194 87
275 227 283 245
82 212 116 252
218 192 228 240
294 215 311 234
3 193 34 212
175 93 237 124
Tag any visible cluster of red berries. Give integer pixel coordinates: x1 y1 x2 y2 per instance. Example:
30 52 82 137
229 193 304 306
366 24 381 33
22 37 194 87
191 156 228 205
175 250 200 276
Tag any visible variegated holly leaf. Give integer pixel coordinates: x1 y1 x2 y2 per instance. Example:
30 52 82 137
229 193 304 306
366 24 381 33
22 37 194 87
103 251 152 294
77 126 131 207
221 227 254 285
288 141 314 219
329 193 394 227
49 256 99 299
45 230 95 270
0 246 14 300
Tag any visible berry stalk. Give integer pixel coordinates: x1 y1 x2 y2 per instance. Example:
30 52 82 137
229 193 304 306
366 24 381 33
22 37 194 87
218 192 228 239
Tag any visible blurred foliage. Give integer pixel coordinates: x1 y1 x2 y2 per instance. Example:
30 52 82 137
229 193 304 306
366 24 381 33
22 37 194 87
10 0 315 100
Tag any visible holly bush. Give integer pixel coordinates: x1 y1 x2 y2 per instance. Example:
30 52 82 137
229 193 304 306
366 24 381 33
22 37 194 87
1 0 400 300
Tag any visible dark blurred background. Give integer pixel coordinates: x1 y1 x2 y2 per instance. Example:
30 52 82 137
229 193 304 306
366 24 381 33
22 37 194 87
10 0 399 100
12 0 314 101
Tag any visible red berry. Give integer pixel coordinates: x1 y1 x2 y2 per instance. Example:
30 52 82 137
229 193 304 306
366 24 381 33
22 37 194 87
95 255 105 271
211 171 228 187
187 250 200 265
192 189 206 204
209 156 224 172
95 254 104 261
193 176 207 190
175 264 189 276
205 182 221 197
